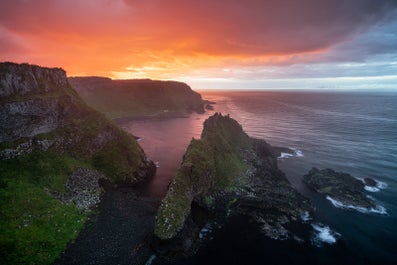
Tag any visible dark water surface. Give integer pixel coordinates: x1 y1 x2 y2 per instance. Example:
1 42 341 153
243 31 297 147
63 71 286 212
122 90 397 265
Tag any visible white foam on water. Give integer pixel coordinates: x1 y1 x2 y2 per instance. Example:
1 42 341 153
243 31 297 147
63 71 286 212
278 152 294 159
199 223 214 239
375 180 388 190
292 148 304 157
301 211 312 222
355 177 388 193
278 148 304 159
144 254 156 265
326 196 387 215
364 186 380 192
155 161 160 168
137 137 144 142
311 223 340 247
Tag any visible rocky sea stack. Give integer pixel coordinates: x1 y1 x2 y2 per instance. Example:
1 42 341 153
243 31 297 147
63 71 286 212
303 168 377 210
69 77 205 119
153 113 312 257
0 62 155 264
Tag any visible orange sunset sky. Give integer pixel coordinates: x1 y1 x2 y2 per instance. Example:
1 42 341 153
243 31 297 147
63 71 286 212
1 0 397 89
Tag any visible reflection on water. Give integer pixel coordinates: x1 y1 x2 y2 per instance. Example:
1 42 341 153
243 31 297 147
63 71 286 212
118 113 211 198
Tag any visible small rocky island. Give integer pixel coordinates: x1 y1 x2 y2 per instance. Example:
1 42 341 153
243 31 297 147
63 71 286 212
303 168 378 211
153 113 312 257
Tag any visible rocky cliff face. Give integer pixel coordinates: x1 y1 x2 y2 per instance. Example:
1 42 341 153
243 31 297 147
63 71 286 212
68 77 205 119
0 62 155 184
153 113 312 257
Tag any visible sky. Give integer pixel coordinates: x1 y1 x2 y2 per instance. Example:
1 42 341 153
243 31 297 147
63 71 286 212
1 0 397 90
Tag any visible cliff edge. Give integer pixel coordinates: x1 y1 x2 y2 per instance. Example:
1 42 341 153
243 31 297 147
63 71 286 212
68 77 204 119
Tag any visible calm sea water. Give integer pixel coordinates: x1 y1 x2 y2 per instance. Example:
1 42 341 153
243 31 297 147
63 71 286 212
121 90 397 265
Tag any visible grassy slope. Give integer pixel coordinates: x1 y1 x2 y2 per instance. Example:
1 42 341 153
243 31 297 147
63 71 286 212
0 152 89 265
154 114 251 239
69 78 203 119
0 66 149 264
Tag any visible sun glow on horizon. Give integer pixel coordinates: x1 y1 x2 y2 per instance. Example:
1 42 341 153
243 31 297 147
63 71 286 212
1 0 397 89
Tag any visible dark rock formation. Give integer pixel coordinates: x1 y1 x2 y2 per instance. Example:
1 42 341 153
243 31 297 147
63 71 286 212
68 77 205 119
364 177 377 187
153 113 312 257
303 168 376 209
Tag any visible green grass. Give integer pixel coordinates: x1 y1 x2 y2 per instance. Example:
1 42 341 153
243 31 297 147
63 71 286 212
154 114 252 239
0 151 90 265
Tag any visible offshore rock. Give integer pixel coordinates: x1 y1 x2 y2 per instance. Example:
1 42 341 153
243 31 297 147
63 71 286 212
303 167 376 209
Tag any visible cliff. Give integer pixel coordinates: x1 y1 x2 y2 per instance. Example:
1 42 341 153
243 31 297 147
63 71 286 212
68 77 205 119
153 113 312 256
0 62 155 265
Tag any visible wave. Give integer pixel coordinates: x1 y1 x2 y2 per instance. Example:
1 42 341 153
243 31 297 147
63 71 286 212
144 254 156 265
365 179 388 193
354 177 388 193
301 211 312 222
326 196 387 215
155 161 160 168
278 148 304 159
311 223 340 247
279 152 294 159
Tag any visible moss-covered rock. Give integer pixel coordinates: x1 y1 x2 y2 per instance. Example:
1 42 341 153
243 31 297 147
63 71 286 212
153 113 312 256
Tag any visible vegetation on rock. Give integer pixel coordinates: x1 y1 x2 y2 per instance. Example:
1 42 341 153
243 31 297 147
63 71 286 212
0 62 155 264
154 113 311 252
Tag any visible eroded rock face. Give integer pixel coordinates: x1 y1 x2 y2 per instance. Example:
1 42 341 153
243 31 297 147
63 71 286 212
153 113 312 257
0 62 68 98
0 62 90 142
303 167 376 209
0 62 155 185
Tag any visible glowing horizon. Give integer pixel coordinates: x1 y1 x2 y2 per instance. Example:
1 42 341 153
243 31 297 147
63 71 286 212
1 0 397 89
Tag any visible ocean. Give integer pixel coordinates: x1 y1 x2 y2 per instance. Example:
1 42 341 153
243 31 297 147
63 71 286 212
121 90 397 265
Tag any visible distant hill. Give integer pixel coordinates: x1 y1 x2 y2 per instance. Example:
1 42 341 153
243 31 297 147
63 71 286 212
68 77 205 119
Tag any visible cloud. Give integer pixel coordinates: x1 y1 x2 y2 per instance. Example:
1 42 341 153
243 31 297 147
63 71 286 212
0 0 397 80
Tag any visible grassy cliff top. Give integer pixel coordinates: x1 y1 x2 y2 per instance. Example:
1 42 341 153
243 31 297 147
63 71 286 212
154 113 252 239
68 76 204 119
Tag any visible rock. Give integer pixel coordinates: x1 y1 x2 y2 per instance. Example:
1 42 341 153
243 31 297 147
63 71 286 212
153 113 312 257
51 168 108 210
302 167 376 209
364 177 377 187
205 104 214 110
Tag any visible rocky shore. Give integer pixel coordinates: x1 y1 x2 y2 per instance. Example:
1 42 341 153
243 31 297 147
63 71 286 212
54 187 160 265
